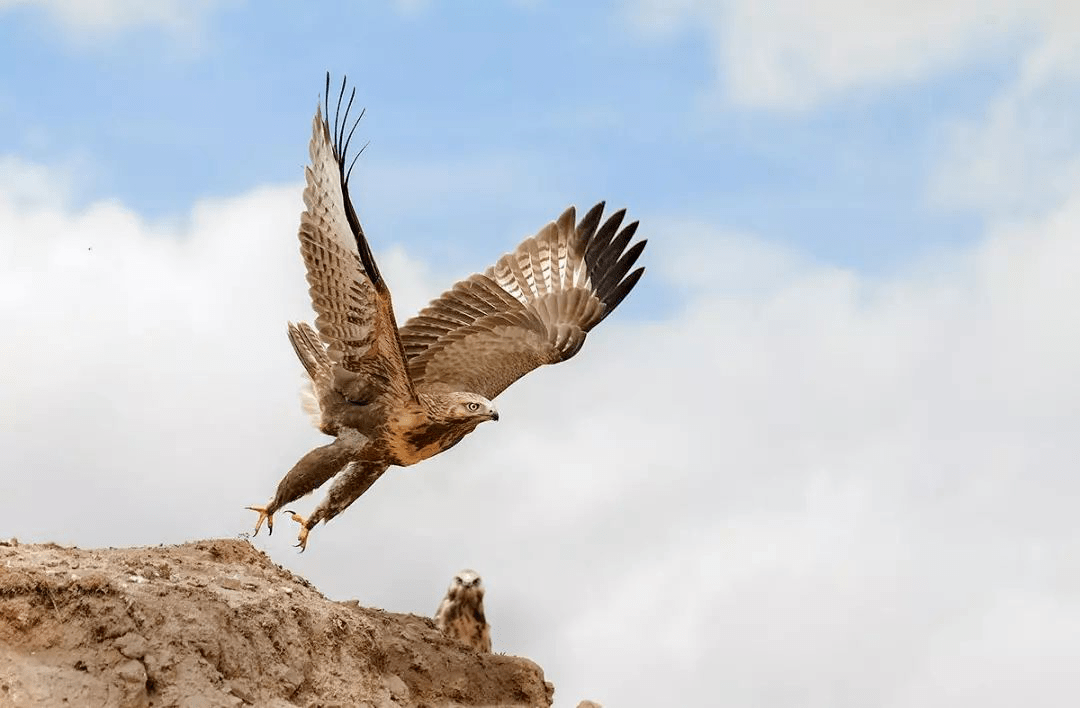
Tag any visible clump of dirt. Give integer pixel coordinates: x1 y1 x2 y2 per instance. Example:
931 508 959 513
0 538 553 707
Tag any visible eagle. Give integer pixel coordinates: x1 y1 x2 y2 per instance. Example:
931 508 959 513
247 76 646 550
434 569 492 652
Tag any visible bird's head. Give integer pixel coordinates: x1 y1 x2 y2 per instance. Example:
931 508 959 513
448 569 485 600
446 392 499 424
419 391 499 429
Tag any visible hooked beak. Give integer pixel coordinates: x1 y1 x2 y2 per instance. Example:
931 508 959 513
490 411 500 422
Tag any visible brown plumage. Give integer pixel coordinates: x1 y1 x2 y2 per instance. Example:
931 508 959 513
435 569 492 652
247 75 646 550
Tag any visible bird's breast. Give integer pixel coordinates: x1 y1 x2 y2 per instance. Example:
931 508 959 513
382 416 472 466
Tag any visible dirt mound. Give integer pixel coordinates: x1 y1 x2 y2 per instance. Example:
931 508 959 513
0 538 553 707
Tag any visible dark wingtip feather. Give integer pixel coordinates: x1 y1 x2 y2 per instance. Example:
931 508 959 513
596 238 647 301
593 222 638 276
574 201 606 249
594 266 645 326
341 107 365 175
573 204 647 323
587 208 626 259
321 73 383 288
333 76 348 151
616 219 639 241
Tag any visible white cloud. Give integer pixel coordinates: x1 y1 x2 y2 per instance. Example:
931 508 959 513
932 27 1080 216
0 156 76 209
3 157 1080 706
626 0 1080 223
0 0 226 40
628 0 1076 110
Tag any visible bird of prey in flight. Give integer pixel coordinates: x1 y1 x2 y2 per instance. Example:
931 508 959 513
248 75 646 550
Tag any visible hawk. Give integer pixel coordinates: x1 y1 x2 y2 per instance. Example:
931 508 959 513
247 75 646 550
434 569 492 652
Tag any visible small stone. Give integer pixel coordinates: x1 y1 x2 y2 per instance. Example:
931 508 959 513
386 675 409 700
226 679 256 703
101 616 136 639
179 697 215 708
142 652 170 677
116 632 150 659
282 666 304 692
219 577 242 591
116 659 147 684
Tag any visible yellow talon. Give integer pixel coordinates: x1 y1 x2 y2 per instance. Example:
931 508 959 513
284 510 311 552
245 506 273 536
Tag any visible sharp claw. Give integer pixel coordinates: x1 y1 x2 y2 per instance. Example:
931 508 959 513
283 510 310 552
245 506 274 536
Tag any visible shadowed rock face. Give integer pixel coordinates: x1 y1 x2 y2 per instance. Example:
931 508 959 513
0 538 553 708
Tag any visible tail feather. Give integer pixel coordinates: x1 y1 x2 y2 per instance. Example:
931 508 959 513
288 321 332 382
288 321 334 429
299 379 322 429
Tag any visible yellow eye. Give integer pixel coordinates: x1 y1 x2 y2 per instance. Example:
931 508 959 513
466 402 481 412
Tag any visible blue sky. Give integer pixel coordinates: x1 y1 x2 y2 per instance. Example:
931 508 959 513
0 0 1018 277
4 2 1080 707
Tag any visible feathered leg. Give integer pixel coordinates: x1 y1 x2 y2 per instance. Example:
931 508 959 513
284 459 389 551
246 440 355 536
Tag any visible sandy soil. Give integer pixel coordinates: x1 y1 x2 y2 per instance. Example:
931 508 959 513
0 537 553 708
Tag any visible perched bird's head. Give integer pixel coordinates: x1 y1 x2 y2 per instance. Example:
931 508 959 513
445 392 499 424
448 569 485 600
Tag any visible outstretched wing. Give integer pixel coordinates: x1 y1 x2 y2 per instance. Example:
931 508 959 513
398 202 645 399
298 75 415 407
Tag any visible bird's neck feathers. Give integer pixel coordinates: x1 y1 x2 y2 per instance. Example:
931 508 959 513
417 392 474 426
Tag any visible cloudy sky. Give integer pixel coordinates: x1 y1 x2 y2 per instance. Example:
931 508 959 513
3 1 1080 706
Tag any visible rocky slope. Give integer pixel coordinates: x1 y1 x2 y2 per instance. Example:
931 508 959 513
0 538 554 707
